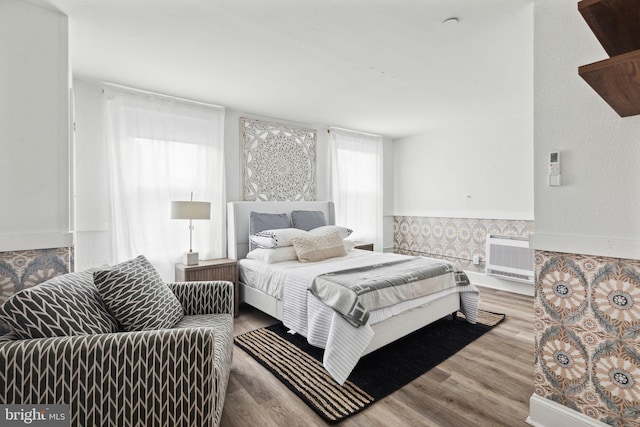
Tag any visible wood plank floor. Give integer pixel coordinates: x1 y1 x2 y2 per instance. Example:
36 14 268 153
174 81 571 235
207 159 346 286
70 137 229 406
221 286 534 426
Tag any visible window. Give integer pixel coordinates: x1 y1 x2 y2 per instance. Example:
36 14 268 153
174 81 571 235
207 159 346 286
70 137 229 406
102 86 225 280
329 128 383 250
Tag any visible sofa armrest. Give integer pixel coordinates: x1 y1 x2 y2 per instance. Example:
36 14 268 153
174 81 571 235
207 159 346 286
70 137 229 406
0 328 216 427
167 281 234 315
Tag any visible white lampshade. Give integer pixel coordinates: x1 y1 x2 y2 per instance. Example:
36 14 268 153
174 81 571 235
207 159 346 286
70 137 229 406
170 201 211 220
171 198 211 265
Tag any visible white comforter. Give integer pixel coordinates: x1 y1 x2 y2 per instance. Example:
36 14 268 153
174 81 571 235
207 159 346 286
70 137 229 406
239 250 479 384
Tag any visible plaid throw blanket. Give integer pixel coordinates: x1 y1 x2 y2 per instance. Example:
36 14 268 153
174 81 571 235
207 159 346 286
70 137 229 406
309 257 470 327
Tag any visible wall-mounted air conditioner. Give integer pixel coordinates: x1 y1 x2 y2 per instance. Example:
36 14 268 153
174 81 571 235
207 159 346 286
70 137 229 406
485 235 534 284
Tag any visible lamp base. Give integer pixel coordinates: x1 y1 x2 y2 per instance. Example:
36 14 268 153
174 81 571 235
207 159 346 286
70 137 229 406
183 252 199 266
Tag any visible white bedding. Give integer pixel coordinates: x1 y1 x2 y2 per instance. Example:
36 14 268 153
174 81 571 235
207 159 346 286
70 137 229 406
239 249 386 298
238 250 479 384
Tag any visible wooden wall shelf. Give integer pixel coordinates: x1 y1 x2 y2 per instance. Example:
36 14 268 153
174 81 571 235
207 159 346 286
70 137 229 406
579 50 640 117
579 0 640 56
578 0 640 117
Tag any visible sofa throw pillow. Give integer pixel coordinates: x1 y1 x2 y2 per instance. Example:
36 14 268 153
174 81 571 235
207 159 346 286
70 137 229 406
291 210 327 231
291 231 347 263
0 269 120 340
94 255 184 331
249 212 290 251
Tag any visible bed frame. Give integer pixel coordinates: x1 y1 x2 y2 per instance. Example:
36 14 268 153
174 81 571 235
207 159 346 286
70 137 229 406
227 200 460 355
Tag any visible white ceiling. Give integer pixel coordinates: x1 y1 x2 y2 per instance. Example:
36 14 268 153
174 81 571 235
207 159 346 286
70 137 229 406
32 0 534 139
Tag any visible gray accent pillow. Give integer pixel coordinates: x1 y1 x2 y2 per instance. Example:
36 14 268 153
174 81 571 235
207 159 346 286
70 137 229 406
0 269 120 339
94 255 184 331
291 210 327 231
249 211 290 251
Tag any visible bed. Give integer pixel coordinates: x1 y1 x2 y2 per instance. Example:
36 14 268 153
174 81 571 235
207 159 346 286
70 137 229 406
227 200 479 384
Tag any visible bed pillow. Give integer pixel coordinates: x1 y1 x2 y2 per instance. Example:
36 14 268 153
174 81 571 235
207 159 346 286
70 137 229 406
291 210 327 231
246 246 299 263
291 231 347 263
309 225 353 239
343 240 356 251
94 255 184 331
250 228 309 248
249 212 290 251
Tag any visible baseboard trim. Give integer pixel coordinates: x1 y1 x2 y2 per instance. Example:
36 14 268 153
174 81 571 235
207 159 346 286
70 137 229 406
466 271 534 296
527 394 609 427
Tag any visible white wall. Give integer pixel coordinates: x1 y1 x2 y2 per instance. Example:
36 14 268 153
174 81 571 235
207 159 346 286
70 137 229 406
73 79 111 268
0 0 71 251
393 112 534 220
392 2 533 222
533 0 640 259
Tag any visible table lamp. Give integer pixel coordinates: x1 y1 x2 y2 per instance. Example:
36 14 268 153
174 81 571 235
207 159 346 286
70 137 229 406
171 193 211 265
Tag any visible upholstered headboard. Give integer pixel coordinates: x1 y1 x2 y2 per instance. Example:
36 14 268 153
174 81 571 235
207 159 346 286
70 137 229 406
226 201 335 260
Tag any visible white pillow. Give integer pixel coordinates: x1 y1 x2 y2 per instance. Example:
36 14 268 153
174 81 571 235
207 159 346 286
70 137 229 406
246 246 299 263
250 228 310 248
343 240 356 251
309 225 353 239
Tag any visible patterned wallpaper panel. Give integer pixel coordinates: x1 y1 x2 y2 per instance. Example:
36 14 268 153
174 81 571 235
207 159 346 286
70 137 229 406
393 216 533 272
0 247 73 335
535 251 640 426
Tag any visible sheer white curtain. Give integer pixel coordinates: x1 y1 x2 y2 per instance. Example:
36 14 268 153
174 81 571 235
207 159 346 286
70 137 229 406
329 127 383 250
103 86 225 281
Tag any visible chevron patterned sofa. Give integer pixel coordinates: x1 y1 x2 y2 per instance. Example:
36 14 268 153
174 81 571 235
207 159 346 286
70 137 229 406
0 255 234 427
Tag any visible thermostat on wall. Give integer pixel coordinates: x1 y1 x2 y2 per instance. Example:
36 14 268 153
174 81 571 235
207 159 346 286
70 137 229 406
548 151 561 187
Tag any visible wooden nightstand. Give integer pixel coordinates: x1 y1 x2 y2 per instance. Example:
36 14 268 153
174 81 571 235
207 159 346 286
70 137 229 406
353 241 374 251
175 258 238 317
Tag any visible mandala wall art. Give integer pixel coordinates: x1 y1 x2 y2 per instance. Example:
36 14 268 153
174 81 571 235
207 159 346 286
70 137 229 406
240 117 317 201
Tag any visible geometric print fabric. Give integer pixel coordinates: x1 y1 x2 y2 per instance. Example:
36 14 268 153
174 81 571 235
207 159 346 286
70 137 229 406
174 313 234 426
1 326 216 426
168 281 235 316
0 280 235 427
94 255 184 331
0 268 119 340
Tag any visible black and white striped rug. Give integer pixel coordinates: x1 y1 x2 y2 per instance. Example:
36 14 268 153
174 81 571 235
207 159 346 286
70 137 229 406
234 310 504 423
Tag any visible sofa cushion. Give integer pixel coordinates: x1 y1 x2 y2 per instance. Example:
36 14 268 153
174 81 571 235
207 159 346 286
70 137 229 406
174 314 234 364
0 269 120 339
94 255 184 331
